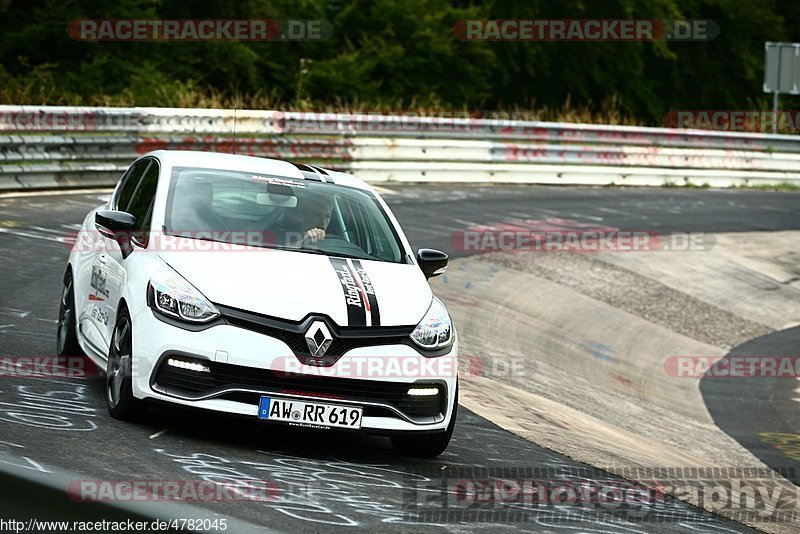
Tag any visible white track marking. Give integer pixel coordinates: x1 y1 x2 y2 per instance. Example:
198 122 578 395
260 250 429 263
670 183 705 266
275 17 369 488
595 206 629 215
30 225 70 236
0 227 65 243
0 188 112 199
0 308 29 318
149 428 169 439
794 377 800 404
567 212 605 222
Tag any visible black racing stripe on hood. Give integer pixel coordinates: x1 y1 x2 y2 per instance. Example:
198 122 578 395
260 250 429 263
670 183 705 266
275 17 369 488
351 259 380 326
329 257 365 326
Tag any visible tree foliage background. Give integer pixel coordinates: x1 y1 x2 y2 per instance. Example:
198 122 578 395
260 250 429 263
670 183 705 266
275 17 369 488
0 0 798 124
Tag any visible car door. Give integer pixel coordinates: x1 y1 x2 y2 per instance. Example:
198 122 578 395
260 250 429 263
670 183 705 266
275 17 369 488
98 158 160 352
78 159 149 355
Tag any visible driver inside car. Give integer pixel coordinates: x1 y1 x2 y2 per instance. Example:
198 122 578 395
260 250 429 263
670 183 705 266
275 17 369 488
281 193 334 247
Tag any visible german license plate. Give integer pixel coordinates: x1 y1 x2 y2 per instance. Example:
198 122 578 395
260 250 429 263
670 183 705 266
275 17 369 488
258 396 362 429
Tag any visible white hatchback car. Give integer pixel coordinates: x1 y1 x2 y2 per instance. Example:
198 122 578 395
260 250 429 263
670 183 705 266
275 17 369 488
58 150 458 456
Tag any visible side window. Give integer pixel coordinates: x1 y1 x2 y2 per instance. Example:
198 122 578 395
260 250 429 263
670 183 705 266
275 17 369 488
115 159 150 211
337 196 364 248
350 202 372 254
336 193 402 262
127 161 160 246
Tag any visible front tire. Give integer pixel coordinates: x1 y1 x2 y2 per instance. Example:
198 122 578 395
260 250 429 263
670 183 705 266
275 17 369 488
106 309 143 421
56 271 84 357
391 383 458 457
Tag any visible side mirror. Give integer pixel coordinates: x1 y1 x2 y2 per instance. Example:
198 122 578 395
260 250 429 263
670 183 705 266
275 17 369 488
95 210 136 258
417 248 448 279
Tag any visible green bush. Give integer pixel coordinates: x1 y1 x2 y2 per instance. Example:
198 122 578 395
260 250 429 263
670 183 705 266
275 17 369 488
0 0 797 125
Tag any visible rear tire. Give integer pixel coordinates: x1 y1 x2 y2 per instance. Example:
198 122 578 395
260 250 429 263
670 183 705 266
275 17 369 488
56 271 84 357
106 308 143 421
391 382 458 457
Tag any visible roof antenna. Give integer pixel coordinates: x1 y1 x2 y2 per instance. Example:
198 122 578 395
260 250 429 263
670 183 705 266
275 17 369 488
232 108 238 154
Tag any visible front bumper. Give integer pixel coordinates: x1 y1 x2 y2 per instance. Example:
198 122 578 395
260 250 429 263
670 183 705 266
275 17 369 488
130 306 458 433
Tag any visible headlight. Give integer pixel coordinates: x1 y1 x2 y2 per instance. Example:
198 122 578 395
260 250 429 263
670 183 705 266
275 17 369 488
147 266 219 323
410 297 454 351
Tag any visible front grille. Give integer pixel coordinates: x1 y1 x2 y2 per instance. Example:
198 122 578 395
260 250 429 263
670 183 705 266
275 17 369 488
217 304 413 365
153 358 446 419
225 314 409 357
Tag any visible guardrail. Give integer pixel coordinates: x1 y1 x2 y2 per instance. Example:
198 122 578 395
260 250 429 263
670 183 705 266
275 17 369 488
1 105 800 190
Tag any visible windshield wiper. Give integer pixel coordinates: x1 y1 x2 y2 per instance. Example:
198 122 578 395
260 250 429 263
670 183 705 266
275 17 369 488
172 233 224 244
296 246 374 261
170 232 374 260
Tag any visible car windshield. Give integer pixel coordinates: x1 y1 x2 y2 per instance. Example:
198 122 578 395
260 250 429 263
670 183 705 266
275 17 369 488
164 166 405 263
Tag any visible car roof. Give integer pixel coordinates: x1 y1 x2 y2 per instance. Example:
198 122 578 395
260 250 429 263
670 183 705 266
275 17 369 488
143 150 371 191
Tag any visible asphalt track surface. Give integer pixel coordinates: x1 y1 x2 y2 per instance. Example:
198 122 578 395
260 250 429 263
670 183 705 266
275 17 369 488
2 185 798 532
701 326 800 485
386 185 800 255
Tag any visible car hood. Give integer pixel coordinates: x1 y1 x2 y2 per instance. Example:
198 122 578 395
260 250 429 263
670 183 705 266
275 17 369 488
158 246 432 327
